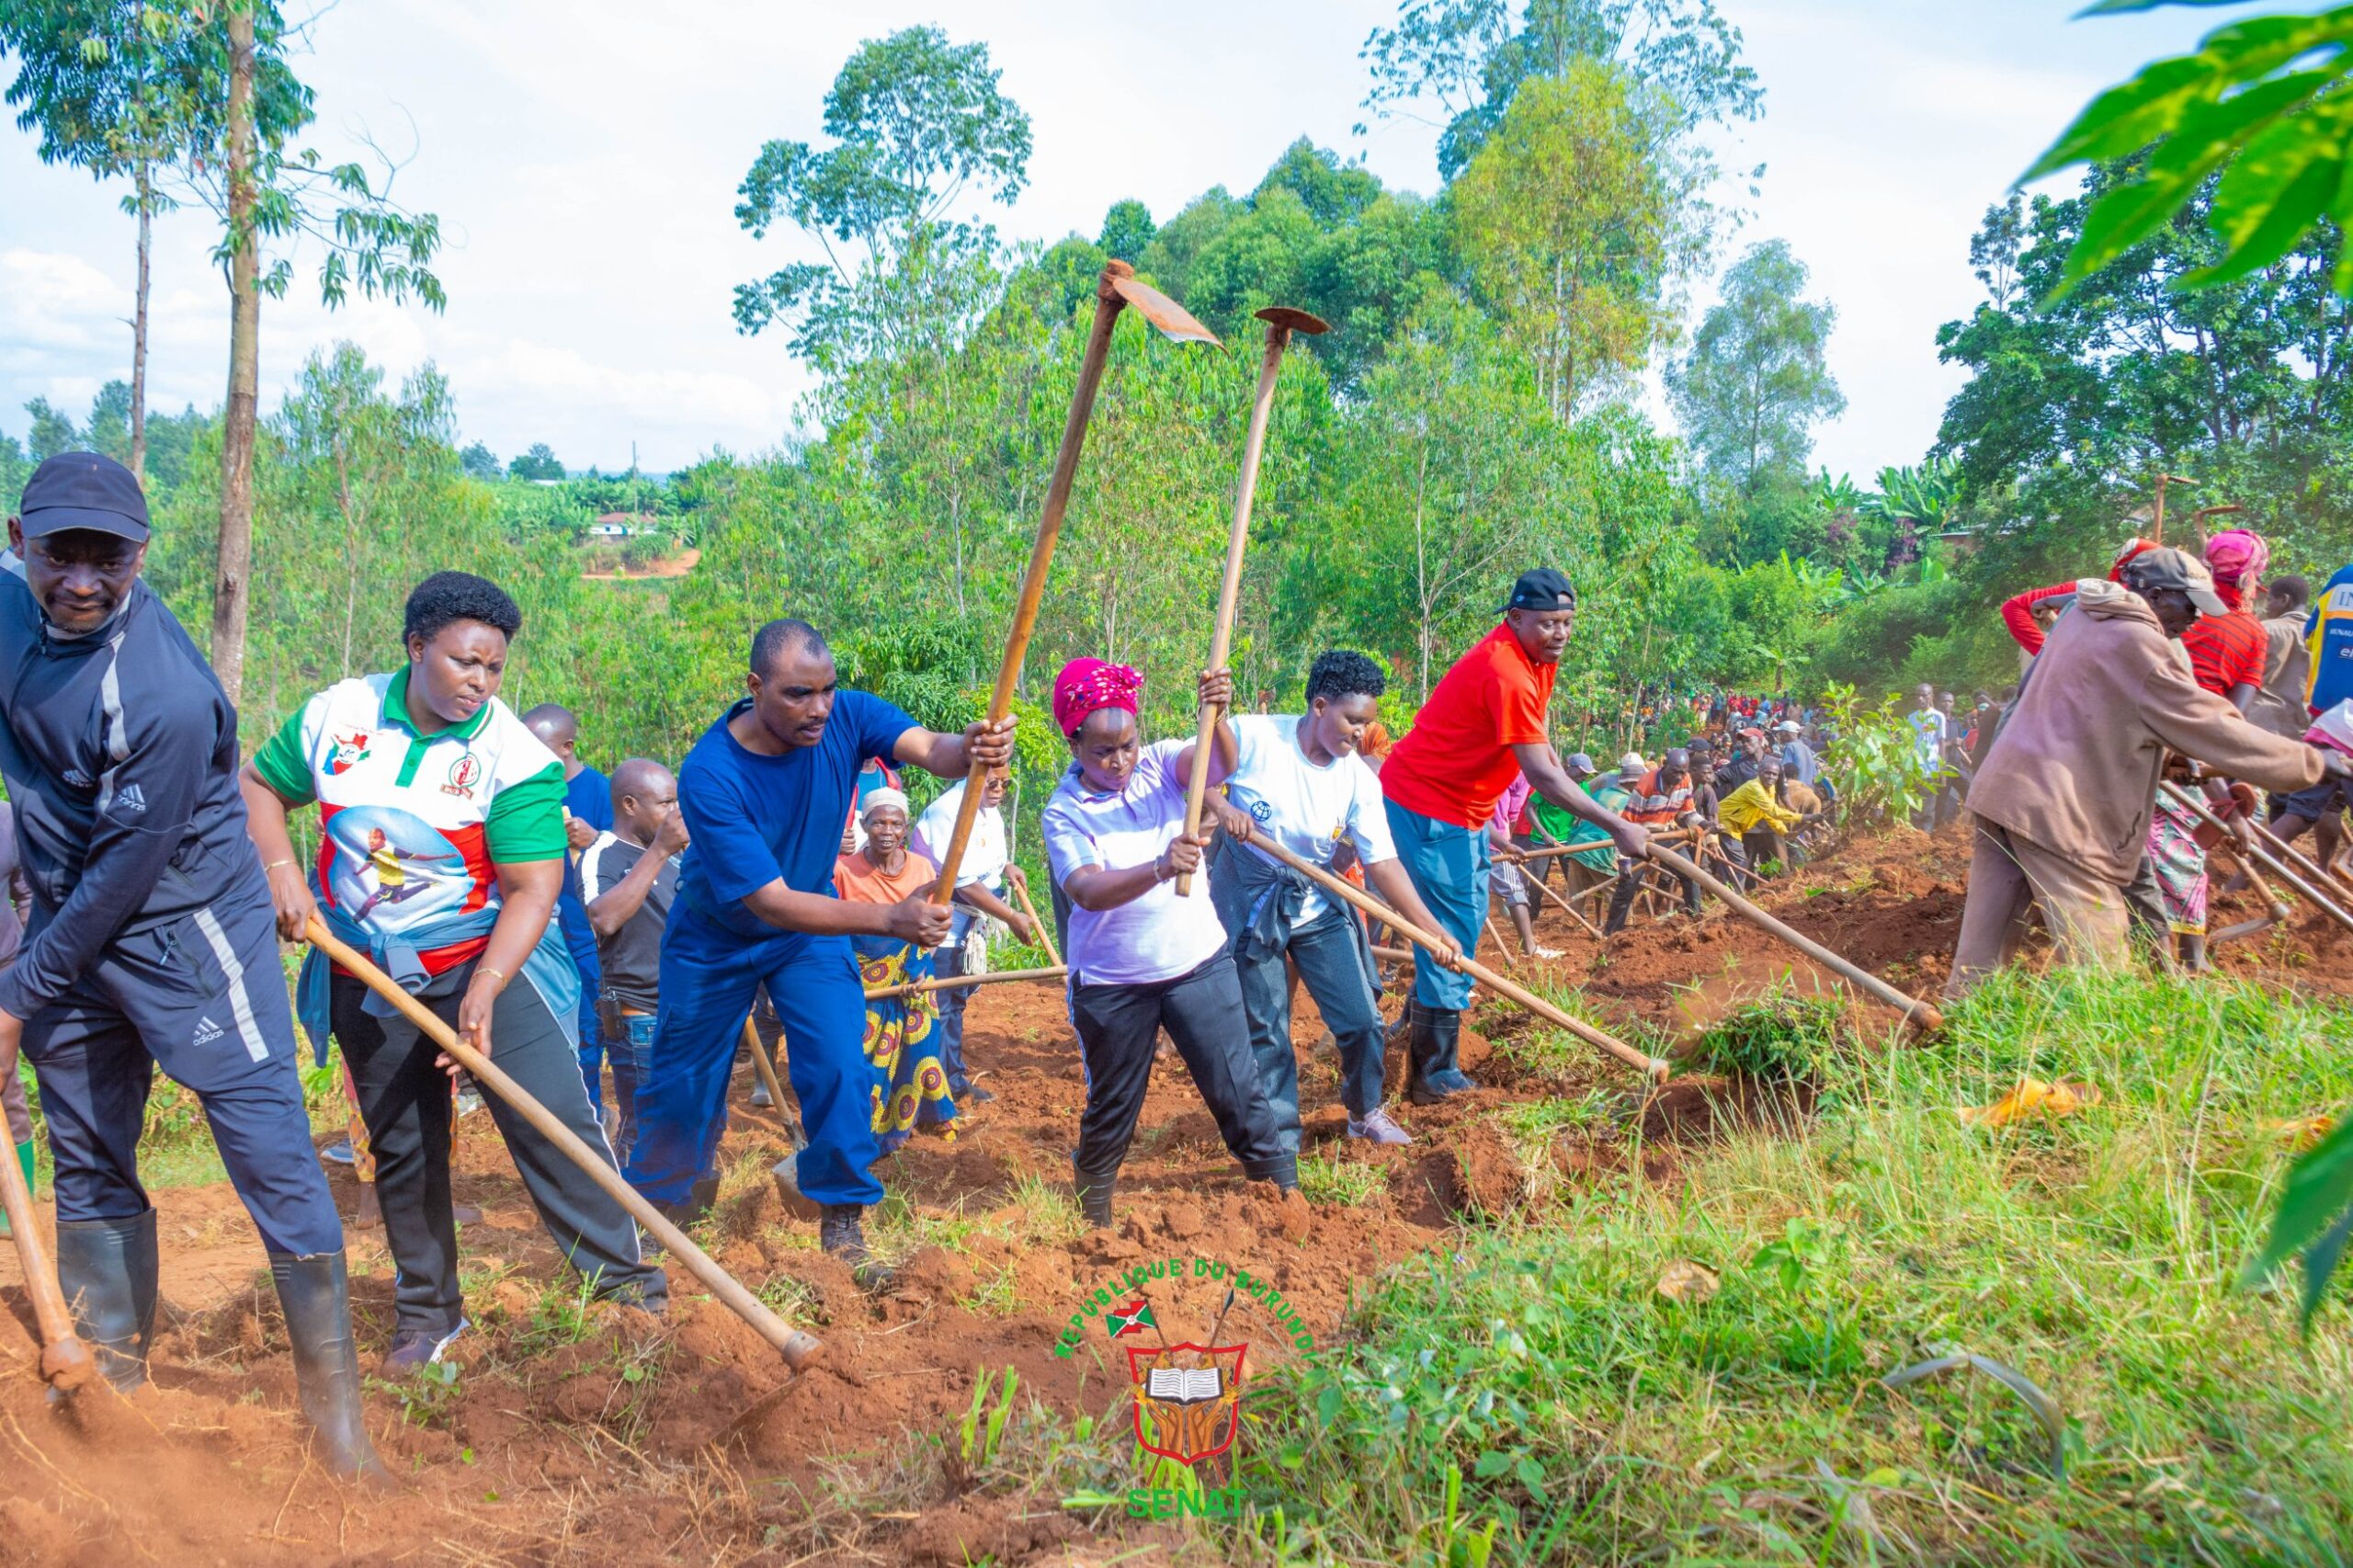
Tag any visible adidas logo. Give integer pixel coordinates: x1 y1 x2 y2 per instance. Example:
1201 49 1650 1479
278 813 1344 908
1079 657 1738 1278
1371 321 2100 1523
192 1015 224 1046
115 783 146 814
63 767 92 788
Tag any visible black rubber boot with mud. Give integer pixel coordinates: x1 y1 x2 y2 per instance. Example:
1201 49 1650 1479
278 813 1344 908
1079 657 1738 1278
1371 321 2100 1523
270 1249 392 1483
1073 1165 1118 1229
1406 1005 1477 1104
54 1209 158 1392
819 1203 895 1291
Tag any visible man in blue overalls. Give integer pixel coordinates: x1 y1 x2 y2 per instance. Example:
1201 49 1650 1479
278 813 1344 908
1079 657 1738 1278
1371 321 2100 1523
0 454 380 1478
622 618 1012 1286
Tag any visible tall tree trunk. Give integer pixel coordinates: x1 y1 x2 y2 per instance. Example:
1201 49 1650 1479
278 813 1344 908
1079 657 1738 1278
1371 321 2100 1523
130 163 152 483
212 5 259 708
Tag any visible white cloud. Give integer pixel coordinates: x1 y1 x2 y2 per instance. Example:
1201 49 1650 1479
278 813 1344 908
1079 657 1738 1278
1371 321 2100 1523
0 0 2271 475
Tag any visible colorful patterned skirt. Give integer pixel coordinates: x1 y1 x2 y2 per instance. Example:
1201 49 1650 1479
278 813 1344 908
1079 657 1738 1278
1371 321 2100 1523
852 934 957 1151
2148 796 2208 937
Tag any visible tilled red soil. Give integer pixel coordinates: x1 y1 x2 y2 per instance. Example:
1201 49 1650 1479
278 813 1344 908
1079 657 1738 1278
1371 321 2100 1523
0 821 2342 1564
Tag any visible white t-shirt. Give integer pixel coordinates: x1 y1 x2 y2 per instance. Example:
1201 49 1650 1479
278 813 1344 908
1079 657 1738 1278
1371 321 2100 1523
1042 739 1227 986
912 779 1008 892
1222 714 1394 924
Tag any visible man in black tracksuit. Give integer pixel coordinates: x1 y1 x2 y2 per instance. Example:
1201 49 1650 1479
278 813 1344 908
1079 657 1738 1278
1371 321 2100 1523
0 454 379 1478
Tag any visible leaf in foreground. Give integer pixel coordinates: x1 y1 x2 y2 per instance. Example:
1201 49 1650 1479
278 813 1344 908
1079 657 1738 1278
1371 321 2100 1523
2244 1108 2353 1329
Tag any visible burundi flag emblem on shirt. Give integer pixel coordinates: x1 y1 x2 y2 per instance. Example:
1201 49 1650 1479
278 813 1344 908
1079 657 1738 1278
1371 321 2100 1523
1105 1298 1157 1338
326 730 371 776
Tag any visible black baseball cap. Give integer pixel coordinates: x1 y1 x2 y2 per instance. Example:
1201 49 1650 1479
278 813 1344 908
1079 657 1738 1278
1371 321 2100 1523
17 451 150 543
1501 568 1575 613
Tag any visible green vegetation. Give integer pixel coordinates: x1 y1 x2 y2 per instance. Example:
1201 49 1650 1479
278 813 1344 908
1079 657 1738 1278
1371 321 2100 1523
1684 990 1846 1085
1244 969 2353 1562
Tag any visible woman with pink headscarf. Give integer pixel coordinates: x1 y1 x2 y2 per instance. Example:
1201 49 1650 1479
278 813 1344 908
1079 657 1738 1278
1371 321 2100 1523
1039 657 1294 1228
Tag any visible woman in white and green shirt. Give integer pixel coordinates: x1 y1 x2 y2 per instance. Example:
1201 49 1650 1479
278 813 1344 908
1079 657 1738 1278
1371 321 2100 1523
241 571 665 1374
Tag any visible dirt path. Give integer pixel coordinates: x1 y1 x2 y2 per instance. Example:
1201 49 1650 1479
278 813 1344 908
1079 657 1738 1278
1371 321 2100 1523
0 822 2341 1563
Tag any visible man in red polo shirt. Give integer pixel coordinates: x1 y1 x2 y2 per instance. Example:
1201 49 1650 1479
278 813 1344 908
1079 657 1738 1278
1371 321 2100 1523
1381 569 1649 1098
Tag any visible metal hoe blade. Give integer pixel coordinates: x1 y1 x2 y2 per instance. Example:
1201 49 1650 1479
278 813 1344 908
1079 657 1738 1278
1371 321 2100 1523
1255 306 1329 336
1111 276 1222 347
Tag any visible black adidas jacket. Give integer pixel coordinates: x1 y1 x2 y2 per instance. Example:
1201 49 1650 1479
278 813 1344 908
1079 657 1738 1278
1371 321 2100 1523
0 560 267 1019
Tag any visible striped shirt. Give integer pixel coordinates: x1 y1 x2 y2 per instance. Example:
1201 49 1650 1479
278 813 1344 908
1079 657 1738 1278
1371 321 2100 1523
2182 608 2268 699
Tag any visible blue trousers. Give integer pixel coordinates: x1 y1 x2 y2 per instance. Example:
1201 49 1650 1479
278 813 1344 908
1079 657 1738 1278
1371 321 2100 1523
608 1009 655 1161
1382 799 1488 1011
622 902 879 1208
559 906 608 1113
1212 871 1388 1151
24 882 342 1256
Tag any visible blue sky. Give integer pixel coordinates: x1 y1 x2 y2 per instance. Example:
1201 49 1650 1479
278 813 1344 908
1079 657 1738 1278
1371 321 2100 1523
0 1 2276 478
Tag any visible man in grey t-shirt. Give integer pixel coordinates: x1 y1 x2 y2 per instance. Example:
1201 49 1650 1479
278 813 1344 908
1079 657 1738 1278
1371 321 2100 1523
583 759 686 1164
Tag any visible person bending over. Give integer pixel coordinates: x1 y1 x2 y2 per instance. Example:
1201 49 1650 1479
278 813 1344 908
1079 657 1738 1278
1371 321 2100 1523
1948 549 2345 995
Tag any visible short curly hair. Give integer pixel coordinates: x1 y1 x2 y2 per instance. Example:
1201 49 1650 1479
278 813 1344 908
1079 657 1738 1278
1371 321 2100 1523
404 571 522 646
1304 649 1387 706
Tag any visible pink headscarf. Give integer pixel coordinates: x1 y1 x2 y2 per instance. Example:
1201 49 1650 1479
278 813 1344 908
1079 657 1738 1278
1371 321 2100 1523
1052 657 1142 737
2203 528 2269 588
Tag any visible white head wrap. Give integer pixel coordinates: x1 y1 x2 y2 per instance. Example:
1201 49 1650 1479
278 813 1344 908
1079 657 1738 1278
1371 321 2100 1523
860 787 911 822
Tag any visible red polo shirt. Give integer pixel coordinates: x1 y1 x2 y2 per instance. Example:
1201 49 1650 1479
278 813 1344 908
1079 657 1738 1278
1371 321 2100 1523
1381 624 1555 828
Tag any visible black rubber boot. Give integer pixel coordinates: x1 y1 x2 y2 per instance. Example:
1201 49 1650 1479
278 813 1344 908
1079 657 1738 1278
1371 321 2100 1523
1241 1153 1301 1193
1406 1006 1476 1104
819 1203 895 1291
54 1210 158 1392
269 1250 391 1483
1072 1165 1118 1229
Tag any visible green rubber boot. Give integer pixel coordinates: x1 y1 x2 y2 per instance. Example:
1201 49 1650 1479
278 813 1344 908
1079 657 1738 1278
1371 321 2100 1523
0 1140 31 1241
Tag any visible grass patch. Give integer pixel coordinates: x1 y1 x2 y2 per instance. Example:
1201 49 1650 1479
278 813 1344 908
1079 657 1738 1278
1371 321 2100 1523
1298 1149 1387 1207
1685 989 1847 1086
1496 1089 1620 1148
1486 982 1673 1080
1237 967 2353 1563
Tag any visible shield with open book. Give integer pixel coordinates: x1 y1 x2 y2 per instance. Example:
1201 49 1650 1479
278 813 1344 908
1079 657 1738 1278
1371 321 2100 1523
1125 1342 1248 1465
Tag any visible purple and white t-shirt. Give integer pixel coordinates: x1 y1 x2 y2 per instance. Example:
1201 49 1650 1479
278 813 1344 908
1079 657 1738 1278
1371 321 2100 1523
1042 739 1227 986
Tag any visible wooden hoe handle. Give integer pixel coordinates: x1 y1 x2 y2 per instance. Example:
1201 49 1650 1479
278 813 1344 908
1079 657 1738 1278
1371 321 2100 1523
1233 829 1667 1080
0 1123 96 1391
1643 843 1944 1035
308 919 823 1370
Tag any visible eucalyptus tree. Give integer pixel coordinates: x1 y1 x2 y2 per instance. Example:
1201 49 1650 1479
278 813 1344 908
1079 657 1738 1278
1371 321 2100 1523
1 0 215 480
1668 239 1843 498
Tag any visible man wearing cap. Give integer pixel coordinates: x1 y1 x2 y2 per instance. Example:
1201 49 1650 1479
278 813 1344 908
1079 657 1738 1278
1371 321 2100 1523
1774 720 1818 787
0 454 380 1475
1606 748 1706 931
1948 548 2348 996
1378 570 1647 1099
1714 726 1769 796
